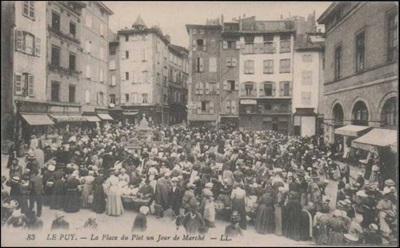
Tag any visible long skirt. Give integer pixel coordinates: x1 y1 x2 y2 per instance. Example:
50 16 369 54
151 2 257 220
81 184 93 208
255 204 275 234
50 181 65 210
232 197 247 229
106 185 124 216
315 224 329 245
92 185 106 214
274 206 282 235
64 189 81 213
328 231 344 245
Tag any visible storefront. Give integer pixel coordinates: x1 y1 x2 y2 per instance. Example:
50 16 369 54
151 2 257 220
293 108 317 137
334 125 372 159
122 111 139 125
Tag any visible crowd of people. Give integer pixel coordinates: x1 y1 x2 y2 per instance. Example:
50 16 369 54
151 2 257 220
1 121 398 245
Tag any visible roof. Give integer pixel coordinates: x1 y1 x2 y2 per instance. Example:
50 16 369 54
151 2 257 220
295 34 324 51
96 1 113 15
317 2 340 24
118 27 171 45
185 24 222 33
132 15 147 28
169 44 189 56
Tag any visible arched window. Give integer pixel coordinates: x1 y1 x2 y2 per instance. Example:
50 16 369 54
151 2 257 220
352 101 368 126
381 97 397 127
333 103 344 125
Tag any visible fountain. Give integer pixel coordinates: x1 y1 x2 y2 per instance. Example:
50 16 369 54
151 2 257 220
136 114 153 141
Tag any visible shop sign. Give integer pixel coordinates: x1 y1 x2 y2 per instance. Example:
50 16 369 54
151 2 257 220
20 103 47 113
240 99 257 105
65 107 80 113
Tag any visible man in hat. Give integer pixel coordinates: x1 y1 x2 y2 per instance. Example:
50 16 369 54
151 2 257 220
169 177 183 218
182 201 206 234
51 212 69 231
340 163 350 184
154 171 172 218
9 158 22 180
28 169 43 217
355 172 365 191
182 184 197 214
23 210 43 230
363 223 382 245
25 151 40 175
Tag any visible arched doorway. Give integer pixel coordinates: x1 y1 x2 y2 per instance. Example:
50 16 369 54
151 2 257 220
333 103 344 126
381 97 397 128
352 101 369 126
332 103 344 147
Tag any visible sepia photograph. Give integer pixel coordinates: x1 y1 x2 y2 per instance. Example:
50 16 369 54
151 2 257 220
0 1 398 246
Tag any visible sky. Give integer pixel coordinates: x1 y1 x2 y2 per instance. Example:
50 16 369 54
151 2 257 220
104 1 332 48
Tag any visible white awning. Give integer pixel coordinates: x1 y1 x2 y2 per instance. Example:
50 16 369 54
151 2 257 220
122 111 139 116
86 116 101 122
21 114 54 125
352 128 398 151
97 114 114 120
334 125 371 137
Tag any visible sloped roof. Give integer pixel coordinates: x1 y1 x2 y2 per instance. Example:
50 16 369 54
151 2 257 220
132 15 147 28
295 34 324 51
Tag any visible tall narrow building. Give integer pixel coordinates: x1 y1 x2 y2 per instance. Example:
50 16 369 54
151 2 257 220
1 1 48 144
186 18 223 127
80 1 114 122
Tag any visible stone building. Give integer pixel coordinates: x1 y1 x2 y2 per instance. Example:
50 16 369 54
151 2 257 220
318 2 398 152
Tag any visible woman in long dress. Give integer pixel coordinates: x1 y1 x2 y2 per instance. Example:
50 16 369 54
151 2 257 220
64 170 81 213
231 184 247 230
105 169 124 216
81 171 95 208
255 191 275 234
283 191 302 241
327 210 347 245
376 190 395 239
50 165 65 210
92 170 106 214
275 187 285 236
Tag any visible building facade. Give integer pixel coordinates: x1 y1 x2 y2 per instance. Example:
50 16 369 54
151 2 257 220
186 19 223 127
238 18 295 133
117 16 187 125
292 33 325 137
80 1 113 119
220 20 240 129
167 44 189 125
107 31 122 121
1 1 48 143
318 2 398 145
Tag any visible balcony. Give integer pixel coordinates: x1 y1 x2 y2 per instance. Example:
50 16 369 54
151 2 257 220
241 43 277 55
48 25 80 44
48 64 81 77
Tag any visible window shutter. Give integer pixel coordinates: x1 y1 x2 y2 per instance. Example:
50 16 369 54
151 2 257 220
96 92 100 105
200 82 205 94
226 58 232 67
15 30 23 51
131 93 136 103
100 23 104 37
250 61 254 74
109 60 116 70
225 101 230 113
223 41 228 49
111 75 116 86
34 37 41 57
235 81 239 91
197 102 202 114
223 81 228 90
209 102 214 114
86 65 91 78
272 82 276 97
100 70 104 82
216 83 220 94
231 100 236 114
142 49 146 61
280 81 284 96
192 40 197 51
203 39 207 51
240 84 245 96
199 58 204 72
232 58 237 67
85 40 91 53
99 47 104 60
148 93 152 104
205 82 210 94
137 94 143 104
27 74 34 96
85 90 90 103
15 73 23 95
289 81 293 96
259 84 265 96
